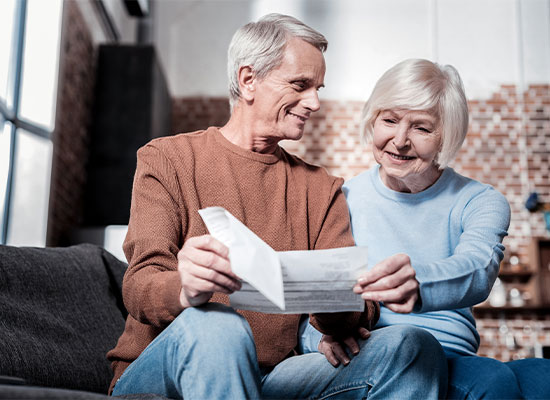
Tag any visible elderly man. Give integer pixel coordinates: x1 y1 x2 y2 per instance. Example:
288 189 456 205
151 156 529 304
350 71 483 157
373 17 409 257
108 13 446 399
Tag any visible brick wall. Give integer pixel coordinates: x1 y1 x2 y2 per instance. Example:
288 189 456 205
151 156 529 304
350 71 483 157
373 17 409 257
172 85 550 360
173 85 550 267
47 1 97 246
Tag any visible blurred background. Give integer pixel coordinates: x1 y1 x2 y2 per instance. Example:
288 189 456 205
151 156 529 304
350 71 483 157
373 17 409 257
1 0 549 362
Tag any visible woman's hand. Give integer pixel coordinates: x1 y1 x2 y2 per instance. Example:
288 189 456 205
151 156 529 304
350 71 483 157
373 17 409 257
177 235 242 308
318 327 371 367
353 253 419 313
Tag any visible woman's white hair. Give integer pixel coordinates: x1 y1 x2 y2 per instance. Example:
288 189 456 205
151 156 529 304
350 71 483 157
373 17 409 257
360 59 469 168
227 13 328 110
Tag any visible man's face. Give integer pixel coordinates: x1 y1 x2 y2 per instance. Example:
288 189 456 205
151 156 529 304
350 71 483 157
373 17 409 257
251 37 326 142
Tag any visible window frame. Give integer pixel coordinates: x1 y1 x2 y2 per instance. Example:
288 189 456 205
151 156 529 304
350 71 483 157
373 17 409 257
1 0 54 245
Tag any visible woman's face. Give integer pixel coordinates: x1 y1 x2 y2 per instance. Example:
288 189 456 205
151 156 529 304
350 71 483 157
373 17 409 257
372 109 442 193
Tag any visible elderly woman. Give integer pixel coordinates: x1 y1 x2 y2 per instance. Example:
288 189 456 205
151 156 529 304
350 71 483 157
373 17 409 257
340 59 550 399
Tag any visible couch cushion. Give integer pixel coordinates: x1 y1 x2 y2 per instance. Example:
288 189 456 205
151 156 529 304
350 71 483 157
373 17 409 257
0 243 128 394
0 384 171 399
0 384 110 399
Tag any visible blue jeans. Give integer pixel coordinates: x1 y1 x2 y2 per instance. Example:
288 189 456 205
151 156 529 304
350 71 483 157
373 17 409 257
447 354 550 399
112 303 447 399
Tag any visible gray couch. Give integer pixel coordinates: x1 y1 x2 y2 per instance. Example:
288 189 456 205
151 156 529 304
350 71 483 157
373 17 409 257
0 243 168 399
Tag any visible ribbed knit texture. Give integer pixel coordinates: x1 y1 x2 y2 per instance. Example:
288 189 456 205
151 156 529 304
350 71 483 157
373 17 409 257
107 127 379 391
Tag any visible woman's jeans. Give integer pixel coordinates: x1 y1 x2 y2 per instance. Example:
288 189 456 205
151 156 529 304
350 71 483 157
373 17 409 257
112 303 447 399
446 353 550 399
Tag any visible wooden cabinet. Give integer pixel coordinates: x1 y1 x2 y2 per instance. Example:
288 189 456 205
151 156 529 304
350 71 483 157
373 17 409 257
529 237 550 307
475 237 550 312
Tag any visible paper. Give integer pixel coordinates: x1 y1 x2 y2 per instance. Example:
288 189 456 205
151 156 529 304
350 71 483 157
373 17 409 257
198 207 285 310
198 207 367 313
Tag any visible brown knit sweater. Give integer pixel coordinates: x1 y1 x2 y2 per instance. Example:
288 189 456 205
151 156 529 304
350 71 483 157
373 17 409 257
107 127 379 392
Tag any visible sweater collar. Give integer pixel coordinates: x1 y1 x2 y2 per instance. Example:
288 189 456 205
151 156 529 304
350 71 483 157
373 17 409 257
209 127 282 165
371 164 452 201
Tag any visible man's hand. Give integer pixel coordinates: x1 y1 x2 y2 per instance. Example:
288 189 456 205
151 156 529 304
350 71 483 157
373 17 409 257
318 327 371 367
177 235 242 308
353 253 419 313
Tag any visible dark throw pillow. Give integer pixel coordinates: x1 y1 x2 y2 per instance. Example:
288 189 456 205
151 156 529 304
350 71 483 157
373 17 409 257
0 243 128 394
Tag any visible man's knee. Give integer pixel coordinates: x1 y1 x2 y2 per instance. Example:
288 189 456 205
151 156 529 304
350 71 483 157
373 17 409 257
171 302 254 351
377 325 444 357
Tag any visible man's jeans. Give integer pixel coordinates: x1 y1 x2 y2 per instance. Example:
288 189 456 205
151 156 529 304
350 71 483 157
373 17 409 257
112 303 447 399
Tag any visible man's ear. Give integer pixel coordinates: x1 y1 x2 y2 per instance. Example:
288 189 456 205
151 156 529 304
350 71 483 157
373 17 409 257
238 66 256 101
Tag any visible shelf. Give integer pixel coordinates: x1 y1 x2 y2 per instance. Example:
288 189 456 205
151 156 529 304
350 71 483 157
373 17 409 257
474 305 550 314
497 270 534 283
483 237 550 313
498 270 534 279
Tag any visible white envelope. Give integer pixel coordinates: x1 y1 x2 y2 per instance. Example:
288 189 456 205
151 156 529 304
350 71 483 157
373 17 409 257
198 207 285 310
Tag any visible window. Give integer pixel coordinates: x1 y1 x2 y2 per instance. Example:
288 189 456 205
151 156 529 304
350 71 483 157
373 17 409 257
0 0 63 245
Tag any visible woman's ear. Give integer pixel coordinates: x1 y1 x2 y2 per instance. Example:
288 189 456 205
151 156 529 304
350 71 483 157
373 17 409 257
238 66 255 101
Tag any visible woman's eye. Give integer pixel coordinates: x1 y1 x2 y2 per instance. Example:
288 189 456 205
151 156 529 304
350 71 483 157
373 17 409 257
416 127 431 133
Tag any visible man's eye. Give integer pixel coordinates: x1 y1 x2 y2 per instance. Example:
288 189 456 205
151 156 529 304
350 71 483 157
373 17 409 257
383 119 396 124
293 81 306 90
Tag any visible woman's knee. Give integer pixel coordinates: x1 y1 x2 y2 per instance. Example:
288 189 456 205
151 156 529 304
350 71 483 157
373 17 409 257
450 356 516 383
507 358 550 399
447 356 521 399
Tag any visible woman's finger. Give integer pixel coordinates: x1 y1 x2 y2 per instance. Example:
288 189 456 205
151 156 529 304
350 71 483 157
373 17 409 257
361 278 418 303
356 253 411 287
360 265 416 292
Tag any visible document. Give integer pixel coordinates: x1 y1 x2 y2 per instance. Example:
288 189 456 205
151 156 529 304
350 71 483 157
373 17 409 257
198 207 367 314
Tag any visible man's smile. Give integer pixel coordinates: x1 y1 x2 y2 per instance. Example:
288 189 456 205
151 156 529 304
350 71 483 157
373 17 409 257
287 110 308 122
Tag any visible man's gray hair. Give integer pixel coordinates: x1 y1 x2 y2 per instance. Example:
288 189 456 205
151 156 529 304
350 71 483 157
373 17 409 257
227 13 328 110
360 59 469 169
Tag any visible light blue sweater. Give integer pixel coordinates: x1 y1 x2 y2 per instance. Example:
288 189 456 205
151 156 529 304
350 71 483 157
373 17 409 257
343 166 511 356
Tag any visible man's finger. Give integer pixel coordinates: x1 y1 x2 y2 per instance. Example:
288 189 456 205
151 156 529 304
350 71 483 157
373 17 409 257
318 342 340 367
179 245 239 280
357 327 371 340
185 262 242 292
330 342 351 366
182 274 234 297
343 336 360 355
180 235 229 259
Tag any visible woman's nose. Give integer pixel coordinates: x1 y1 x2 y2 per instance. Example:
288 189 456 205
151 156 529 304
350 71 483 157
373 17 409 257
392 126 410 148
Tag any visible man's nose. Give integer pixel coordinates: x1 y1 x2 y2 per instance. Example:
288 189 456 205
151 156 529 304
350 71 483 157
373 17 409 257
302 89 321 112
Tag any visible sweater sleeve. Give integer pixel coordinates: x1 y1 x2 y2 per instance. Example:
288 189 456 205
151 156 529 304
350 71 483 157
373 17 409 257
414 188 511 312
309 178 380 335
121 144 185 328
